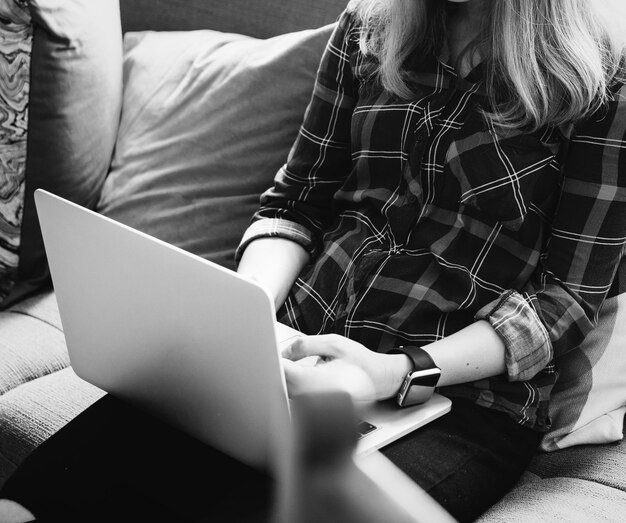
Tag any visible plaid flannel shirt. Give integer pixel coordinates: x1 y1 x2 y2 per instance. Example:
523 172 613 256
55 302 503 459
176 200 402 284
237 10 626 430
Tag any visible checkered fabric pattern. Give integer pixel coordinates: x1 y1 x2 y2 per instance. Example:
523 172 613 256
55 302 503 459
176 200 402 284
238 10 626 430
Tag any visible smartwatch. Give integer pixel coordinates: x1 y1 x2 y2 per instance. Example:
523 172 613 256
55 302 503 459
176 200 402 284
388 346 441 407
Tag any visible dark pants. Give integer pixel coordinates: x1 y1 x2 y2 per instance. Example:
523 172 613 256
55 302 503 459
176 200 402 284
1 396 273 523
0 395 541 523
381 398 543 522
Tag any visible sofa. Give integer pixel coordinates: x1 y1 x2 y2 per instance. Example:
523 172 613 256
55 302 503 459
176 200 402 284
0 0 625 521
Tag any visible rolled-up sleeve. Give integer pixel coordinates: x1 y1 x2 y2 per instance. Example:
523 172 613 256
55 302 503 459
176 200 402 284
235 10 358 262
237 218 316 259
476 290 552 381
478 83 626 381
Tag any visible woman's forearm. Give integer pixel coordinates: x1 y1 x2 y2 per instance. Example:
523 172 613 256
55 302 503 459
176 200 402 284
237 237 309 310
423 320 506 387
384 320 507 398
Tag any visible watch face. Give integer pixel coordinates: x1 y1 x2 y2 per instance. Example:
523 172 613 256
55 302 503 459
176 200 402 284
409 369 440 387
398 368 441 406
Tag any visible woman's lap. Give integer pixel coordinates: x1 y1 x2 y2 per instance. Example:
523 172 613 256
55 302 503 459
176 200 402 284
0 395 541 522
0 395 272 522
381 398 543 522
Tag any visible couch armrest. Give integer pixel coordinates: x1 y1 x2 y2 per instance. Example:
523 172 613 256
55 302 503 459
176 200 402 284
120 0 347 38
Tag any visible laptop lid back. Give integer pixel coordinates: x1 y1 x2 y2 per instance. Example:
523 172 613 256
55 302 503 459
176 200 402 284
35 189 292 476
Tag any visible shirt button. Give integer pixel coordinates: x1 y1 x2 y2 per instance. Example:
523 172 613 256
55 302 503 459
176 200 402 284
415 131 425 142
407 194 417 204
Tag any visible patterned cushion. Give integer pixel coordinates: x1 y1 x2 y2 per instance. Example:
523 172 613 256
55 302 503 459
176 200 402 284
0 0 123 308
0 0 31 302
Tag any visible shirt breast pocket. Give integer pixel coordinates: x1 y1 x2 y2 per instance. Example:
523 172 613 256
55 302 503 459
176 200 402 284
445 133 560 231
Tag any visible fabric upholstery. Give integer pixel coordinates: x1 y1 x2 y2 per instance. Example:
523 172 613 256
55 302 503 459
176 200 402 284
2 0 123 308
531 433 626 492
0 291 67 396
477 475 626 522
5 289 61 329
0 0 31 304
476 418 626 521
0 367 104 488
120 0 346 38
97 25 334 270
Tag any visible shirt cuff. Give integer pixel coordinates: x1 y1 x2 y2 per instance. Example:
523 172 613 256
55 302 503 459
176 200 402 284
235 218 316 263
475 290 553 382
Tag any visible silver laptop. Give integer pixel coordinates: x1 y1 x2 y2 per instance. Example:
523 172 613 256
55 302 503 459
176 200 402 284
35 189 451 478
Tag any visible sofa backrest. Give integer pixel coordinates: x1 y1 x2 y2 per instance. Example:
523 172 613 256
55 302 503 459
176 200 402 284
120 0 348 38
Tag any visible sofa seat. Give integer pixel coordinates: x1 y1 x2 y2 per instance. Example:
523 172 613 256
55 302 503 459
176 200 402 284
1 291 625 521
478 429 626 522
0 292 68 396
0 291 105 487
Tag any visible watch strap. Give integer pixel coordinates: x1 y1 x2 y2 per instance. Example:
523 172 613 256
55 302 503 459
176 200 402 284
388 345 439 373
388 345 441 407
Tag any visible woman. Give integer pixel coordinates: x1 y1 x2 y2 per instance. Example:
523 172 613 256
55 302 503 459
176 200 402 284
2 0 625 521
238 0 626 518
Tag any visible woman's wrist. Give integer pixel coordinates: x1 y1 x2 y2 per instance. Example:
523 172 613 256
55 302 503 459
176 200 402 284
377 353 413 400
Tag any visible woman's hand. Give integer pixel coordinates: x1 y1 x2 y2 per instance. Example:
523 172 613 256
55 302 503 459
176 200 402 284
281 334 411 402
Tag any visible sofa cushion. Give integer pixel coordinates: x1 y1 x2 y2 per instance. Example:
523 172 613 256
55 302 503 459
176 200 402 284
1 0 123 308
0 2 31 303
476 474 626 522
97 24 334 270
477 419 626 522
0 291 67 396
0 367 104 489
120 0 346 38
5 289 61 329
541 293 626 451
531 434 626 492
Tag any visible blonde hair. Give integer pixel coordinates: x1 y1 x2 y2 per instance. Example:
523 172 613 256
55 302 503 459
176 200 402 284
350 0 626 131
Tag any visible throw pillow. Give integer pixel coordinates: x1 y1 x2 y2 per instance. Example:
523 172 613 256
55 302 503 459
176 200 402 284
0 0 31 302
97 24 334 270
541 292 626 451
0 0 123 308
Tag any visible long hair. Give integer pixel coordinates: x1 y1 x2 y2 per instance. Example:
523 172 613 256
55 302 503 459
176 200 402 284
350 0 626 131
